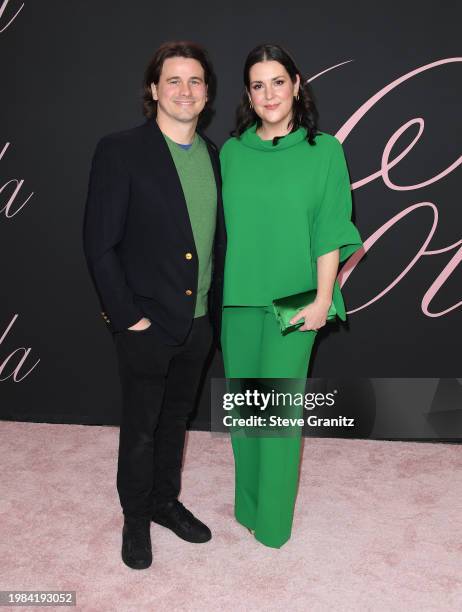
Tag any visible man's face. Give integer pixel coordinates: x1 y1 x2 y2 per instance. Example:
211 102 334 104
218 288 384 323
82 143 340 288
151 57 207 124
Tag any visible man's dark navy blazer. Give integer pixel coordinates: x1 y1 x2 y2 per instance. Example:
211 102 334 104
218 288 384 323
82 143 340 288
83 118 226 345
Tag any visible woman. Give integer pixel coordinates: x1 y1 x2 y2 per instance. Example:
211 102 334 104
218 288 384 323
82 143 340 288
219 44 363 548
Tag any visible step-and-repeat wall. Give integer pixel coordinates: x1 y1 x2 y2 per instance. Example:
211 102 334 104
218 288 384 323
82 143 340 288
1 1 460 437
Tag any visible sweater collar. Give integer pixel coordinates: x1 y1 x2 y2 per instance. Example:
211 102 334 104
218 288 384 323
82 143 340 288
239 123 307 151
163 130 200 154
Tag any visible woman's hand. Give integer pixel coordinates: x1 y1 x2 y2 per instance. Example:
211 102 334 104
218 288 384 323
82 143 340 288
289 297 331 332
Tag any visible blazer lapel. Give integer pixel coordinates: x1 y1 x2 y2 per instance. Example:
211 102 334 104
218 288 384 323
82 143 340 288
200 132 226 249
141 118 195 245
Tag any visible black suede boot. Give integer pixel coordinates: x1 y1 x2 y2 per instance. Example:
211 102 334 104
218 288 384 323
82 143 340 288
121 516 152 569
152 501 211 543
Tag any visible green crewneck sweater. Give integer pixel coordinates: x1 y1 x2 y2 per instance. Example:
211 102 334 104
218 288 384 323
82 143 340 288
219 124 363 320
164 133 217 317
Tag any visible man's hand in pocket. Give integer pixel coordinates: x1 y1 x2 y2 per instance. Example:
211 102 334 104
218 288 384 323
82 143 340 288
128 317 151 331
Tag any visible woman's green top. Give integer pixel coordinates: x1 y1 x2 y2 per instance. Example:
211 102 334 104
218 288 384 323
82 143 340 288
219 124 363 320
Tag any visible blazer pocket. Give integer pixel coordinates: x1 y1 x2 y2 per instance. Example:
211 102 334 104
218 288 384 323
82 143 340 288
133 289 156 299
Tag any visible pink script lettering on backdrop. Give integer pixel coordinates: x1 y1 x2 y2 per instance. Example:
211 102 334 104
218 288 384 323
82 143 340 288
1 2 38 384
0 315 40 382
310 57 462 317
0 142 34 217
0 0 24 33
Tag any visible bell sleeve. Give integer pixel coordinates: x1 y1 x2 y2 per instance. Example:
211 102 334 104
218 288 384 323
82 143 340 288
312 137 363 263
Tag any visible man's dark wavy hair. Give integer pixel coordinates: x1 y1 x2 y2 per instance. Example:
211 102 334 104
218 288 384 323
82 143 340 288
142 41 216 128
234 43 320 146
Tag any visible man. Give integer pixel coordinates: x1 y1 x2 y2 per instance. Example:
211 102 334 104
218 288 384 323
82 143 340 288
83 41 226 570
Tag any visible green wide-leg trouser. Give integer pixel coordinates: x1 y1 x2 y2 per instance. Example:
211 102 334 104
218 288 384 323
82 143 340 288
221 306 317 548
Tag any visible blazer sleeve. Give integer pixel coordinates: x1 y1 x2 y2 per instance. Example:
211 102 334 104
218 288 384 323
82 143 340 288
312 138 363 263
82 137 143 332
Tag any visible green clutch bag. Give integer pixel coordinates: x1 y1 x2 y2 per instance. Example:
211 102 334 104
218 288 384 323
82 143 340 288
272 289 337 334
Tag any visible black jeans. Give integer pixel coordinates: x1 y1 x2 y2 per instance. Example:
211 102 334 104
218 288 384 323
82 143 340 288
113 315 213 518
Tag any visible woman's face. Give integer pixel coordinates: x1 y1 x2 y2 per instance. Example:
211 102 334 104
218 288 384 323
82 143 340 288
247 60 300 131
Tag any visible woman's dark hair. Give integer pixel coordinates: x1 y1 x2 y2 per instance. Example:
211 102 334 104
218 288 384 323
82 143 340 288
234 43 319 145
142 41 216 128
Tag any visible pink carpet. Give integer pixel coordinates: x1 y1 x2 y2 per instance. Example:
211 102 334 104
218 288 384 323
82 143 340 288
0 422 461 611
